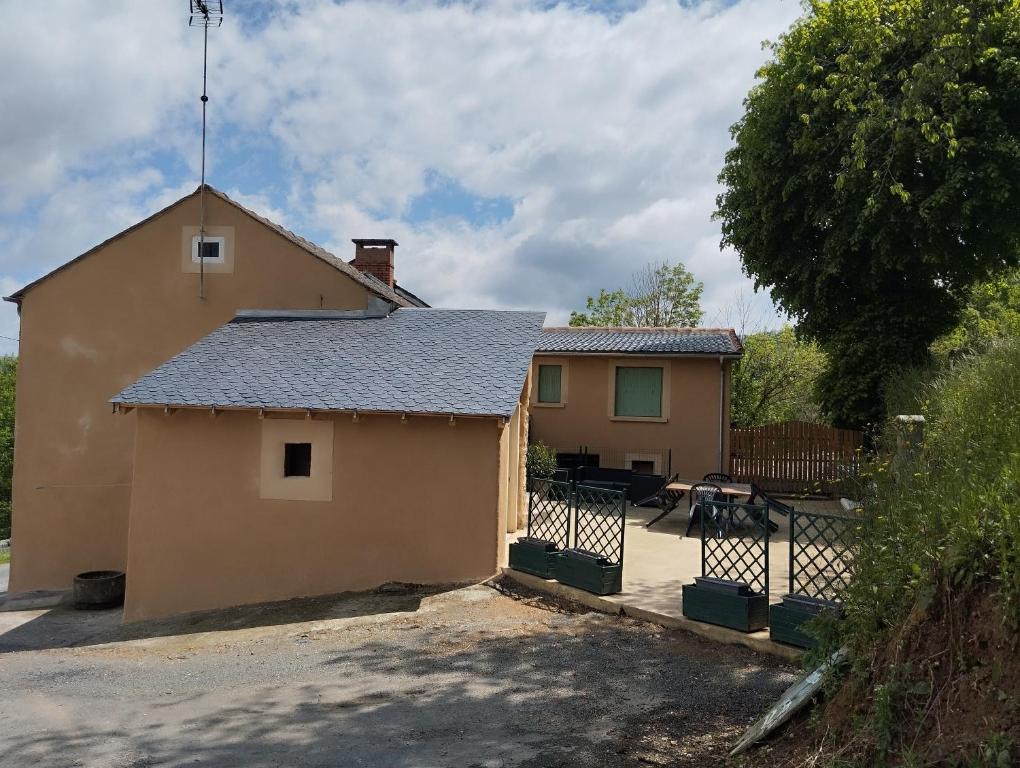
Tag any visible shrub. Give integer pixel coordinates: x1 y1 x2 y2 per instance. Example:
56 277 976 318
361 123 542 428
526 441 557 479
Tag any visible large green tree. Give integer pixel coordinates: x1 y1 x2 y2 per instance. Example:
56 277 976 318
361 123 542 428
570 261 704 327
716 0 1020 426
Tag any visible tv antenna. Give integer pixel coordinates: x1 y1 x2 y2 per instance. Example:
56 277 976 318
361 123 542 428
189 1 224 300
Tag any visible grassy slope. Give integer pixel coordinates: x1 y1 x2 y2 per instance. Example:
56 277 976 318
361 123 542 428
760 339 1020 767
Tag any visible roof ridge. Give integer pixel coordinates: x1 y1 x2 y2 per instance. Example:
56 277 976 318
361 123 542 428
543 326 737 334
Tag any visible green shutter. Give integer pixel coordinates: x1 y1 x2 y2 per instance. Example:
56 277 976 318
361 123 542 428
537 365 562 403
614 367 662 417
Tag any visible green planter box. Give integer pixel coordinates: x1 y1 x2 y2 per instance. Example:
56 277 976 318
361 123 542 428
682 577 769 632
770 595 843 649
556 549 622 595
509 538 562 579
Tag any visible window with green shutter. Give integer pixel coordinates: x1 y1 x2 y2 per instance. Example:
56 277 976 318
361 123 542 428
614 366 663 417
537 364 562 403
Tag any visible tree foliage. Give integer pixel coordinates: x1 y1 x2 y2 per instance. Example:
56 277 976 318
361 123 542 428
0 356 14 540
731 326 828 426
716 0 1020 427
569 261 704 327
931 266 1020 360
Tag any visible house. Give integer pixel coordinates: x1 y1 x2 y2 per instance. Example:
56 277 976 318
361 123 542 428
528 327 743 480
3 184 742 618
3 185 429 595
110 306 541 621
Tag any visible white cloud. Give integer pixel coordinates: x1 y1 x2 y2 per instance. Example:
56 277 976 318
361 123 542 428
0 0 803 350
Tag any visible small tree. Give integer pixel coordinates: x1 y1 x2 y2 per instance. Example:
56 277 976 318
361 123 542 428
526 441 558 479
731 327 827 427
570 261 704 327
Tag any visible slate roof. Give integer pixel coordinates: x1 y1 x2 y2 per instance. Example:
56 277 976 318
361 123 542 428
112 308 546 417
538 327 742 356
4 185 417 308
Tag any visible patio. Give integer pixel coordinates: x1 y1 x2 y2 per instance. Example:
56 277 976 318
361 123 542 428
507 492 844 640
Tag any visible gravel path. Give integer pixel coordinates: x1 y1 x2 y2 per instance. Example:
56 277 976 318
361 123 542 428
0 581 796 767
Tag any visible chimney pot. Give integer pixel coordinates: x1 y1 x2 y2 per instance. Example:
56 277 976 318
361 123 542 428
351 239 398 288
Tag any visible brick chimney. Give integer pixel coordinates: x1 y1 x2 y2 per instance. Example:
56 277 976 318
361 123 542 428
351 239 398 288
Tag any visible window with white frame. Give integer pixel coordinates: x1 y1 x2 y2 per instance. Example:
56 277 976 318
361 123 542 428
191 235 226 264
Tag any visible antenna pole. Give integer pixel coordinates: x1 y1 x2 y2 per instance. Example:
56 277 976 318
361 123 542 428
198 16 209 299
189 1 223 300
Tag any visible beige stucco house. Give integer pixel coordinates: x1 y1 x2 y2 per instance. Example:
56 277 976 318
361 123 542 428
528 327 742 481
110 306 541 620
4 184 741 619
3 185 430 595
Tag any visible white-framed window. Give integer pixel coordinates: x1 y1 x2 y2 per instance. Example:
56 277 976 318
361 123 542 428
191 235 226 264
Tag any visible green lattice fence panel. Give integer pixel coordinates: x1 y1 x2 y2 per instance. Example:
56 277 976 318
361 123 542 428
526 478 573 550
701 501 770 595
573 483 626 565
789 511 862 602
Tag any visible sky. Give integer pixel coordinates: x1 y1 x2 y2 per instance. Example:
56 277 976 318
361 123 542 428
0 0 803 356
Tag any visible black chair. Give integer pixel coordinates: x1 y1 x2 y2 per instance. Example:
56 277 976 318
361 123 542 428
640 474 685 528
703 472 735 503
685 482 725 538
746 483 787 534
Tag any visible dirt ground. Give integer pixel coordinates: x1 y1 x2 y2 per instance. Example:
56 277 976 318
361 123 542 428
0 579 798 767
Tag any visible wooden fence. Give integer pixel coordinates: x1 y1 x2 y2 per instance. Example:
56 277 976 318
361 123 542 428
730 421 864 496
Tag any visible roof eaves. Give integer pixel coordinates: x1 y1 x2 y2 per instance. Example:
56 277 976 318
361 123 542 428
4 189 202 304
202 186 413 308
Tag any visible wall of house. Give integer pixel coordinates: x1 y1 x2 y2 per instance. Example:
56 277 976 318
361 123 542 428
123 409 507 621
10 192 377 593
528 355 732 480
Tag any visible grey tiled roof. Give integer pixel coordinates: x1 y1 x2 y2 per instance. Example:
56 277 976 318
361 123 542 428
112 308 546 417
538 327 742 356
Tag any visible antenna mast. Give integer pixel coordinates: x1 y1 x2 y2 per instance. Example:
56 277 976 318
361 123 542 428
189 1 223 300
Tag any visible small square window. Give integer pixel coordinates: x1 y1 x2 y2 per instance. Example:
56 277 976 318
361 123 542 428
191 235 225 263
284 443 312 477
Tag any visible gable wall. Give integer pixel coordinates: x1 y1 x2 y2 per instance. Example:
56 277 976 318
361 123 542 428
9 192 375 592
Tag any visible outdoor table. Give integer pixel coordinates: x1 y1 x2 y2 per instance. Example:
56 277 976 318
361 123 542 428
645 478 754 530
665 479 753 498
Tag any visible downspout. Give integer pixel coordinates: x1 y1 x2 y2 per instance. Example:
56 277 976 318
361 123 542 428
718 356 725 473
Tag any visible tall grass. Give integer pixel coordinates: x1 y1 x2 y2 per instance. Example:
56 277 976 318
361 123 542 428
826 336 1020 655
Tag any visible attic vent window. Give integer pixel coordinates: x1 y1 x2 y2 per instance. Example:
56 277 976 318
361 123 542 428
283 443 312 477
191 235 225 264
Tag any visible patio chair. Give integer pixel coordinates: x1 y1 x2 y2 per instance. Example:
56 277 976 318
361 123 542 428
639 474 685 529
685 482 725 538
703 472 735 503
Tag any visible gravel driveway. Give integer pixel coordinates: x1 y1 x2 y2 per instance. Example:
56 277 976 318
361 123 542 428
0 580 796 767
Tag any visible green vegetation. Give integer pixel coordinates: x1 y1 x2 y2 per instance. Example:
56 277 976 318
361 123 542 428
716 0 1020 427
526 441 558 479
730 326 827 427
0 356 14 541
806 338 1020 765
569 261 703 327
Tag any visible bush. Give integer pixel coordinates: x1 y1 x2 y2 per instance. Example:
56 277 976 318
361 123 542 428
526 441 557 479
805 338 1020 765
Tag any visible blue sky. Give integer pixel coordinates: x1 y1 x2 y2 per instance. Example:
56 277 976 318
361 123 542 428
0 0 801 355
